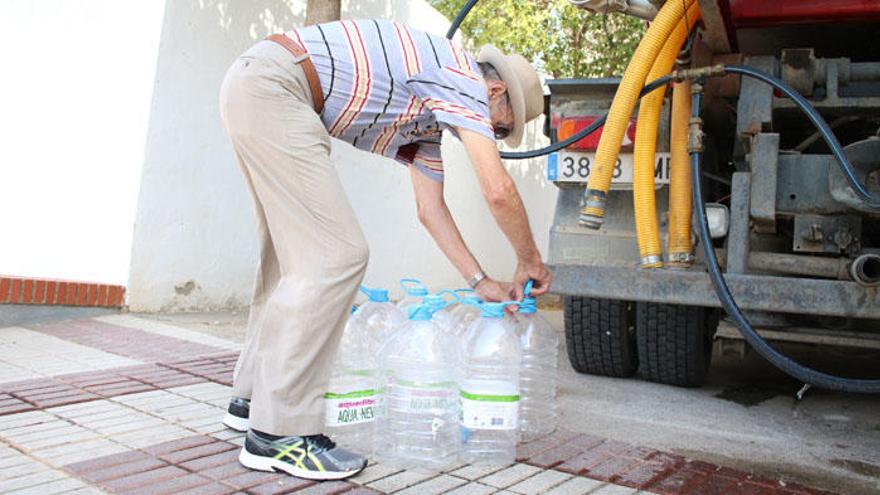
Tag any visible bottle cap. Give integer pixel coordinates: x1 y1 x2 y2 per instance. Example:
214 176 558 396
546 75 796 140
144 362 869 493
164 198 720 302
359 285 389 303
400 278 429 297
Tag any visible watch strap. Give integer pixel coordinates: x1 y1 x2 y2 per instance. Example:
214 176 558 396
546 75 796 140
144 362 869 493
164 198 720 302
467 270 487 289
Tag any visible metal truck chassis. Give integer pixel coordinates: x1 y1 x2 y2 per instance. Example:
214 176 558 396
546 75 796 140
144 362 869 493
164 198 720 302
550 263 880 319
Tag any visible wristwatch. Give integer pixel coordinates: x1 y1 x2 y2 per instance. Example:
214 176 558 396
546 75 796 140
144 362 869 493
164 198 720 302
467 270 487 289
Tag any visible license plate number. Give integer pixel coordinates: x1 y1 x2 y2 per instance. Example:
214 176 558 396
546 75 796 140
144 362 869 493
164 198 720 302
548 152 671 185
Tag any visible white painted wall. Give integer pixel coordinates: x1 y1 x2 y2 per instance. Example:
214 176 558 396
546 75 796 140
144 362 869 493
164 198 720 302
128 0 556 311
0 0 165 285
343 121 556 299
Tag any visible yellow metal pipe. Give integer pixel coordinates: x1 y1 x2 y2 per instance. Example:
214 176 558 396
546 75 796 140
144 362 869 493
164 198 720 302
667 79 694 266
633 5 700 268
580 0 697 229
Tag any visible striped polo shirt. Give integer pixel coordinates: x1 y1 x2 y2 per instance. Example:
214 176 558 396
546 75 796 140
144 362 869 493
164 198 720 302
288 20 495 181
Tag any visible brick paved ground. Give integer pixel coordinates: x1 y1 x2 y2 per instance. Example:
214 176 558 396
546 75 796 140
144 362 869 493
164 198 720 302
0 315 837 495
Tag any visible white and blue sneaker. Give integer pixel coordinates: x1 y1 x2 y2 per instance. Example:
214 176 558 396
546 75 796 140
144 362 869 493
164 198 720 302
239 429 367 480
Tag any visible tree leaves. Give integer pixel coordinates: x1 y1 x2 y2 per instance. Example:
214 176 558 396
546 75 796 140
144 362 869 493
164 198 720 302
430 0 645 78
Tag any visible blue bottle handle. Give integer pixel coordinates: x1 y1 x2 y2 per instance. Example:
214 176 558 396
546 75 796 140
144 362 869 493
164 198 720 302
437 289 463 304
407 303 434 320
480 300 521 318
359 285 389 303
400 278 429 296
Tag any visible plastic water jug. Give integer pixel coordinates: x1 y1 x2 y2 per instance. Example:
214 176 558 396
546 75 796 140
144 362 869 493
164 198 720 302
460 301 522 466
423 293 456 334
515 284 559 441
397 278 429 311
450 291 482 338
374 303 462 470
325 286 405 453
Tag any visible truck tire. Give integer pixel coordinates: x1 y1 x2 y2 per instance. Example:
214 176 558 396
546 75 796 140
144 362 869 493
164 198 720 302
564 296 638 377
636 303 720 387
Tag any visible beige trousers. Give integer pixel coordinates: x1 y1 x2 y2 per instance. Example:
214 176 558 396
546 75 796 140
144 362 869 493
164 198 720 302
219 40 369 436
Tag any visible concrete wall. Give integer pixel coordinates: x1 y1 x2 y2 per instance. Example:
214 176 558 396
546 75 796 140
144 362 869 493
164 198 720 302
128 0 555 311
0 0 165 285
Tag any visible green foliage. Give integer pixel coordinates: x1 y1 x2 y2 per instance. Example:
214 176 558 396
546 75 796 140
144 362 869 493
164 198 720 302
429 0 645 79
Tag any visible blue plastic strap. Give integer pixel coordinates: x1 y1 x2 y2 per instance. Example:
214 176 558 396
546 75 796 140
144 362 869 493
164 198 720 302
438 290 462 304
422 294 448 311
359 285 389 303
463 295 482 305
407 304 433 321
524 279 534 297
454 288 481 305
400 278 429 297
518 297 537 314
480 301 520 318
452 289 483 306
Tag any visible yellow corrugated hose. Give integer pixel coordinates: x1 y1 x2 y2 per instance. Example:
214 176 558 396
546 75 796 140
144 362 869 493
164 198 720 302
667 78 694 265
580 0 697 229
633 5 700 268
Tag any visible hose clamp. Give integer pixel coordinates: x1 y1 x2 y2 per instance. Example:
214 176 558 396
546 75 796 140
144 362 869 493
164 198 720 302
667 252 695 265
579 213 604 229
579 189 607 229
688 116 704 153
640 255 663 268
672 64 725 82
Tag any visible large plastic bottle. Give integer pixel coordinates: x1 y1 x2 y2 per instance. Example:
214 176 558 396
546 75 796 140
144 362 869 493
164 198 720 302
460 302 522 466
450 291 482 338
374 303 461 470
325 286 405 454
397 278 429 311
515 289 559 442
423 293 456 334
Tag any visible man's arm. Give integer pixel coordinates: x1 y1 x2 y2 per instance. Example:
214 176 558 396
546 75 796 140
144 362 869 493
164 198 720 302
455 127 552 299
408 166 512 302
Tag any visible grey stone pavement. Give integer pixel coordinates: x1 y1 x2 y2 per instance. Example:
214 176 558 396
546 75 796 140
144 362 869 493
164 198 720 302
0 308 875 494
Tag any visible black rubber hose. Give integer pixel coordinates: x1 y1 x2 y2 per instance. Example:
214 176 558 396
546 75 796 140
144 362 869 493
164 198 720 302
446 0 479 39
446 0 676 161
723 65 880 209
690 88 880 394
445 0 671 160
500 75 673 159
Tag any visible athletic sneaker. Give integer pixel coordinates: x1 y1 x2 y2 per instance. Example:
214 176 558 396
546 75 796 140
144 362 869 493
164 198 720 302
222 397 250 432
238 429 367 480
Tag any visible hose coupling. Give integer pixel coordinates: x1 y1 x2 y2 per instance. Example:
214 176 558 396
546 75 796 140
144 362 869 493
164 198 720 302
667 252 695 267
688 116 704 154
640 254 663 269
673 64 725 82
579 189 607 229
850 253 880 287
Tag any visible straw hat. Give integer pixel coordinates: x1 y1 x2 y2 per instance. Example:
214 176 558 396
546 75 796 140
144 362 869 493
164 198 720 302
476 44 543 148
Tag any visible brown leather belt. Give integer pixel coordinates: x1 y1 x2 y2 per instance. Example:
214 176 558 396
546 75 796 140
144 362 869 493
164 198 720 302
266 34 324 114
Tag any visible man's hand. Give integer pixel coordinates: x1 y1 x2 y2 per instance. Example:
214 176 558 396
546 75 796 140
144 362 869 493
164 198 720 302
513 259 552 300
475 278 513 303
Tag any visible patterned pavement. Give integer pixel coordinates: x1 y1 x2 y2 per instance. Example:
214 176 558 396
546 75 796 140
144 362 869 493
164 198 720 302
0 315 836 495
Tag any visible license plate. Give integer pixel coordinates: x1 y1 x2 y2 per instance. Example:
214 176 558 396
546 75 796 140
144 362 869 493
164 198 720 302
548 151 671 186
